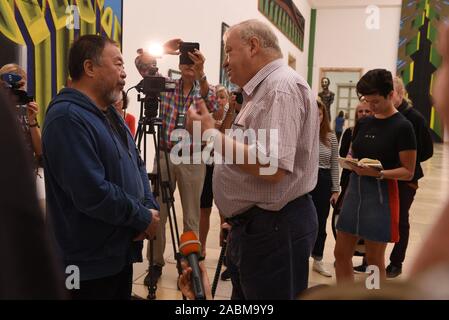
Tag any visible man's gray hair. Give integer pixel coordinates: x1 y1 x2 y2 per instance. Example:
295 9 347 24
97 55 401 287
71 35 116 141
227 19 283 57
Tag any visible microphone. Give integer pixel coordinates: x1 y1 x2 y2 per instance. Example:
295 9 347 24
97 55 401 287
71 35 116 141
135 80 144 93
179 231 205 300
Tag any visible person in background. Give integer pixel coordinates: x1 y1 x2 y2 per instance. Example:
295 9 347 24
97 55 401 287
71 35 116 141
338 100 373 274
0 63 43 171
334 110 345 143
310 100 340 278
339 100 373 192
411 22 449 277
114 90 136 137
135 40 218 287
199 84 234 281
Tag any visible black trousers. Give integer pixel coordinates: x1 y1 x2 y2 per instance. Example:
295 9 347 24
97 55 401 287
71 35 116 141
226 195 317 300
70 265 133 300
336 131 342 143
310 169 332 260
389 181 417 267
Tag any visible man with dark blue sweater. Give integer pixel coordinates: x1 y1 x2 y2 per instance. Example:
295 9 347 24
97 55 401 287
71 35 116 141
42 35 160 300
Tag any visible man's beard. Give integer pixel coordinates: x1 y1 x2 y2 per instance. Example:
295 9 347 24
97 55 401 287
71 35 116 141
103 88 120 106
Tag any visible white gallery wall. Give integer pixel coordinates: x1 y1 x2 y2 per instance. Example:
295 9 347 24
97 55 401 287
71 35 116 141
311 0 402 95
121 0 312 166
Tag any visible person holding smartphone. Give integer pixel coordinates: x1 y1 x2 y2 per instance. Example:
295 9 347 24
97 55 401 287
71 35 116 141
0 63 42 171
135 41 218 287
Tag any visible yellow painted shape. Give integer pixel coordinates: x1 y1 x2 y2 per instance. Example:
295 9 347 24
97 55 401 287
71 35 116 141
430 106 435 130
113 14 122 49
0 0 25 44
15 0 50 45
101 7 113 38
47 0 71 30
77 0 96 23
417 32 421 51
34 38 52 124
97 0 105 10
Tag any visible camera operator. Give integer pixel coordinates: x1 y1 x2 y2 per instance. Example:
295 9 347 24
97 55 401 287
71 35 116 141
0 64 43 171
135 41 217 286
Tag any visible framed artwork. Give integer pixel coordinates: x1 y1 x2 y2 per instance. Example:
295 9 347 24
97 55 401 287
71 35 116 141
168 69 181 80
258 0 305 51
0 0 123 124
396 0 449 142
219 22 233 90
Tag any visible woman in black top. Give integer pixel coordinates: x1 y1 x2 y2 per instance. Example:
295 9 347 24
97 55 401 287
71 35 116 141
334 69 417 284
339 100 373 190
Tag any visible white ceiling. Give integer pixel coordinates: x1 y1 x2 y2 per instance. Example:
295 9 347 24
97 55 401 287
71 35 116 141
309 0 402 9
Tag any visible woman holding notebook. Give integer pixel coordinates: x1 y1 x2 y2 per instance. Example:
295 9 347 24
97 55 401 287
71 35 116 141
334 69 417 284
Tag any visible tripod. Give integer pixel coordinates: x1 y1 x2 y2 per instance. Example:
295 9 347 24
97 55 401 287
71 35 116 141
211 228 228 298
134 92 184 300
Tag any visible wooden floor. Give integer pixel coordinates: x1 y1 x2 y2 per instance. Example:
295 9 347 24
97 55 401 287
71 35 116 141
131 143 449 300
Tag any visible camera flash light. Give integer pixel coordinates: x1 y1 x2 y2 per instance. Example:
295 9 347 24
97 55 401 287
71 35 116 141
147 43 163 58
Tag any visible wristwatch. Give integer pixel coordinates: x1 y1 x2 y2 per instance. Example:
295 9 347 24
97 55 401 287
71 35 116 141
29 121 40 128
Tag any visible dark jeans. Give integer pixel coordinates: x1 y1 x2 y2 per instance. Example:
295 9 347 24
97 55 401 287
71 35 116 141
389 181 417 267
226 195 318 300
336 131 342 143
310 169 332 260
70 265 133 300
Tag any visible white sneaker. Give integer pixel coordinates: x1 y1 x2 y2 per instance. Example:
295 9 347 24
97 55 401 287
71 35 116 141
313 260 332 277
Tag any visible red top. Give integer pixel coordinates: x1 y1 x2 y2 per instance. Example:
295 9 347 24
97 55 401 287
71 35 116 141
124 113 136 137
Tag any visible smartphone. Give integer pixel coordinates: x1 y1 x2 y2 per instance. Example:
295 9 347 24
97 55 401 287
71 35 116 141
232 91 244 104
179 42 200 65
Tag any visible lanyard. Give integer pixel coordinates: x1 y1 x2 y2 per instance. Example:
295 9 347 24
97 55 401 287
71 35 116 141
178 79 194 112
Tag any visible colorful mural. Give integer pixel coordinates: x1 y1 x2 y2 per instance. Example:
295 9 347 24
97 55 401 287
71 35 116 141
397 0 449 142
258 0 305 51
0 0 123 124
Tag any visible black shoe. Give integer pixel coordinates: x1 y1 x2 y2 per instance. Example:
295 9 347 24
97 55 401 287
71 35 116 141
353 263 368 274
144 265 162 287
386 264 402 278
220 268 231 281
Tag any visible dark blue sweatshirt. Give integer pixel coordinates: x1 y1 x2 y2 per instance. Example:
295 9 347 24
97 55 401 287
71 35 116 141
42 88 159 281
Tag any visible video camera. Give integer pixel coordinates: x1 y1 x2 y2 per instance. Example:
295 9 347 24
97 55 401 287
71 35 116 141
135 59 175 119
1 73 34 105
